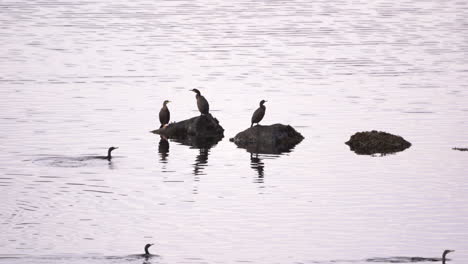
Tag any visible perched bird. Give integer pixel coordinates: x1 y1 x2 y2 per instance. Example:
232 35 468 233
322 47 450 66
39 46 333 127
159 100 171 128
143 243 154 256
251 100 267 127
190 89 210 115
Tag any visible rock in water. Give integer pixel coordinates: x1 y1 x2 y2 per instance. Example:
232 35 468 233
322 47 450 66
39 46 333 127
453 147 468 152
152 114 224 145
230 124 304 154
345 130 411 155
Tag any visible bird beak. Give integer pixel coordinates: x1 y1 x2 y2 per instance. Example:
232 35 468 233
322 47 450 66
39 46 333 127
115 147 119 149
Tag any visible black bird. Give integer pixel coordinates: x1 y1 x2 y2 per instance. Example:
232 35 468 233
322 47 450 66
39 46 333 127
159 100 171 128
412 249 455 263
366 249 455 263
251 100 267 127
96 146 118 161
442 249 454 264
143 243 154 256
190 89 209 115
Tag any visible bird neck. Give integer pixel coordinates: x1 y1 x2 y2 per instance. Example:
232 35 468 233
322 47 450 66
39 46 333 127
145 247 150 255
442 252 448 264
107 149 112 160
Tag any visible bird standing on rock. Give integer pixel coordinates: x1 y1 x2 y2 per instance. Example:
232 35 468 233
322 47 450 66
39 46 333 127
190 89 210 115
251 100 267 127
159 100 170 128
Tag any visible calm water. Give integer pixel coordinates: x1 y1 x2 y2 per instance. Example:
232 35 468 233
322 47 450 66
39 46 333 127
1 0 467 263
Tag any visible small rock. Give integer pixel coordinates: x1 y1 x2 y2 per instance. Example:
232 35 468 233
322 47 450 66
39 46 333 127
230 124 304 154
152 114 224 141
345 130 411 155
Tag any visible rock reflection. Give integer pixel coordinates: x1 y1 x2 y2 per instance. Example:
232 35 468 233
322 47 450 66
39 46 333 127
234 140 301 155
158 137 169 162
172 135 222 149
171 135 222 176
239 142 298 182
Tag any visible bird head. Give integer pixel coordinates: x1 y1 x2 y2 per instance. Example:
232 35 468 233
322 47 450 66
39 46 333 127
145 243 154 250
144 243 154 255
260 100 267 105
108 146 119 152
443 249 454 256
163 100 171 105
190 88 201 95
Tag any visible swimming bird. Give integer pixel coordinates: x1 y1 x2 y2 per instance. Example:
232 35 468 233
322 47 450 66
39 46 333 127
251 100 267 127
190 88 210 115
159 100 171 128
143 243 154 256
97 146 118 161
366 249 455 263
442 249 454 264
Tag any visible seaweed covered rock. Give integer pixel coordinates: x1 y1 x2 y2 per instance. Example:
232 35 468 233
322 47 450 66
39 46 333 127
152 114 224 142
230 124 304 154
345 130 411 155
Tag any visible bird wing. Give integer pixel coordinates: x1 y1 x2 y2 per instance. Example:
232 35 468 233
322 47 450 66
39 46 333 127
159 107 169 123
198 96 210 114
251 107 265 123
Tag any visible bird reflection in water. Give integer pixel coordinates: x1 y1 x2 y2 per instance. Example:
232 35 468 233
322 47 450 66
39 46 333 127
166 135 220 193
158 137 169 163
240 143 295 184
107 160 116 170
171 135 219 176
250 152 264 183
193 148 209 176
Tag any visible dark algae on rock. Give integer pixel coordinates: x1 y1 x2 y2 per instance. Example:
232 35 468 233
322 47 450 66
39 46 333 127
345 130 411 155
230 124 304 154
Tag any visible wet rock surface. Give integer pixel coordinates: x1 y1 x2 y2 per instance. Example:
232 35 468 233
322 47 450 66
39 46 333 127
345 130 411 155
230 124 304 154
152 114 224 143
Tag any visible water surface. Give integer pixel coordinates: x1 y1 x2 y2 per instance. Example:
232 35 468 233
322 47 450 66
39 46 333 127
1 0 467 263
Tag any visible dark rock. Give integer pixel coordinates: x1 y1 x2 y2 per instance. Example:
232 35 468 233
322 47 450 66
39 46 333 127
453 147 468 151
151 114 224 146
230 124 304 154
345 130 411 155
